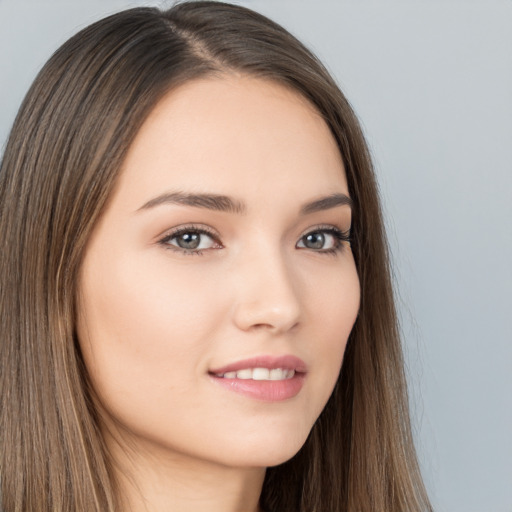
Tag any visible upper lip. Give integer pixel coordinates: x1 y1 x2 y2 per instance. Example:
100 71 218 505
209 355 307 375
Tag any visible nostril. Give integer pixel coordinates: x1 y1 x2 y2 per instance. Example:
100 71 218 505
233 304 301 334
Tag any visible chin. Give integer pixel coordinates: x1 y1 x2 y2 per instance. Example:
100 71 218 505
214 427 311 469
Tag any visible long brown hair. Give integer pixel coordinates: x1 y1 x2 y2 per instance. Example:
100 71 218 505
0 2 432 511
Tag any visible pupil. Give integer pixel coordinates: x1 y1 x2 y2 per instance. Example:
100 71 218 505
178 233 200 249
305 232 324 249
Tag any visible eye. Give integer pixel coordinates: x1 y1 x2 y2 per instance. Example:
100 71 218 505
159 225 221 255
296 227 351 254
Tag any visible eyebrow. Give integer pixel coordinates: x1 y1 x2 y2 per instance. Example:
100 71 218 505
137 191 352 215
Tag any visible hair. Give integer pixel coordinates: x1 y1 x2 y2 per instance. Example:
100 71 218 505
0 2 432 511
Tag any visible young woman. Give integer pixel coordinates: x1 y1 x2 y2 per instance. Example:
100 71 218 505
0 2 432 511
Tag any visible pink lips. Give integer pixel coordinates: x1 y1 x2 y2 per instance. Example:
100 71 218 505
209 355 307 402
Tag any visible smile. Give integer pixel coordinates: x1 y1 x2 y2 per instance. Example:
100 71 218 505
214 368 295 380
209 355 306 401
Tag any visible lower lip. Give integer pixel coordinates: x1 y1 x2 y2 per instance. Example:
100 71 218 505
210 373 306 402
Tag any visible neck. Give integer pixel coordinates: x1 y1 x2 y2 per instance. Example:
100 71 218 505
105 428 266 512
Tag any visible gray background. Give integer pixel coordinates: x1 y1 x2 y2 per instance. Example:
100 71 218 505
1 1 511 510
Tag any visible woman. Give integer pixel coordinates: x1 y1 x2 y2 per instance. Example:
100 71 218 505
0 2 432 511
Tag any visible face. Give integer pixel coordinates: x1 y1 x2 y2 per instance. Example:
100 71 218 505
77 76 360 469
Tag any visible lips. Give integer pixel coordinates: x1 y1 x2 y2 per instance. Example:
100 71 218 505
209 355 307 401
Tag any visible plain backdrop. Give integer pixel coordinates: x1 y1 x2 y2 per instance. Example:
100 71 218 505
1 1 511 511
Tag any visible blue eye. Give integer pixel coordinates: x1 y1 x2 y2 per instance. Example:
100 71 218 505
160 226 220 255
296 227 351 254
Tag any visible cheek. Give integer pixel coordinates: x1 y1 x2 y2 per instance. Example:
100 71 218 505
76 251 224 408
81 249 217 342
305 252 360 342
75 253 231 461
305 257 360 398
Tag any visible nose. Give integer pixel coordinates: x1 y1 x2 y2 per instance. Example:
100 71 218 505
231 247 302 334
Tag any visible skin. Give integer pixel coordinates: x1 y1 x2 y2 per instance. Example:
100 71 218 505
77 75 360 512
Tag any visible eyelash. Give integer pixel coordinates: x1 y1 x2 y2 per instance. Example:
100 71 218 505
158 224 352 257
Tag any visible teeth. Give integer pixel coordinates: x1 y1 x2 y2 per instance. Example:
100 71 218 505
269 368 285 380
236 369 252 379
252 368 270 380
217 368 296 381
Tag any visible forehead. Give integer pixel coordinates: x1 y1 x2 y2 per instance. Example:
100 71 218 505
115 75 348 209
